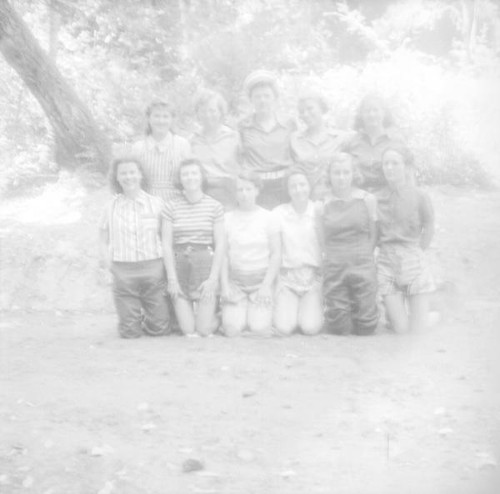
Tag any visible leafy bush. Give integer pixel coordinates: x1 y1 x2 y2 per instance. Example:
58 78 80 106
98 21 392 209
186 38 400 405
1 0 499 192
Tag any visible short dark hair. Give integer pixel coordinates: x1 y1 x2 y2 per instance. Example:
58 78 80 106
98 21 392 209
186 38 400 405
298 93 329 115
175 158 208 191
283 167 312 201
109 156 148 194
327 152 363 188
382 144 415 168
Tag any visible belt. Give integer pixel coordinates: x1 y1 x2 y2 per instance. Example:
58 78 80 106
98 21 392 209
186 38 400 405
257 169 286 180
175 243 213 252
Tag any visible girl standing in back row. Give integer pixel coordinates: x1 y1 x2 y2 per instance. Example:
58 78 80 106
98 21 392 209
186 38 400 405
132 99 191 203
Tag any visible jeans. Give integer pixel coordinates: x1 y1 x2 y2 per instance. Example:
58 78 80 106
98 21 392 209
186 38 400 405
111 258 171 338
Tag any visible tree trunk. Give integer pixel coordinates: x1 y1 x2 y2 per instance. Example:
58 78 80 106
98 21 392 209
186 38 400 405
0 0 111 172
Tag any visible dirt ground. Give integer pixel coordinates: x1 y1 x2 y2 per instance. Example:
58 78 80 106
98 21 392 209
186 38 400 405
1 183 500 494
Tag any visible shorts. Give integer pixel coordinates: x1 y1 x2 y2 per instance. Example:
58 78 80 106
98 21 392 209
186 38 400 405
222 268 267 304
377 244 435 296
174 244 214 301
278 266 322 297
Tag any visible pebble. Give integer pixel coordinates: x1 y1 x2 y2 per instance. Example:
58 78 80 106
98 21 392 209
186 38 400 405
137 402 150 411
90 444 114 457
141 423 157 432
182 458 205 473
438 427 454 437
242 390 256 398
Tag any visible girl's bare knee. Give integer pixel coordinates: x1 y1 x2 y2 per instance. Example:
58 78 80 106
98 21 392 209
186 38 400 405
221 320 245 337
300 319 323 335
274 324 295 336
274 316 296 336
197 318 219 336
248 318 272 336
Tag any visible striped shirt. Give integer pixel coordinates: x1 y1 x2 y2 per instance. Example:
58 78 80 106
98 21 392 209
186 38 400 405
132 133 191 203
163 194 224 245
100 191 164 262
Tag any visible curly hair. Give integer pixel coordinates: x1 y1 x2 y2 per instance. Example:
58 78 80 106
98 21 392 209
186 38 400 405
298 92 330 115
109 156 148 194
194 90 228 117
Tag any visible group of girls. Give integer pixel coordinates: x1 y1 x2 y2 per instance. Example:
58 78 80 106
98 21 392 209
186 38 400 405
99 70 435 339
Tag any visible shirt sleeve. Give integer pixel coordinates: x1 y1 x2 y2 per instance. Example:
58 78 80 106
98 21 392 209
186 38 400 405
418 190 434 227
213 201 224 223
131 139 144 158
180 137 192 160
363 193 378 221
162 201 174 222
313 199 325 217
270 206 283 232
99 207 110 231
99 198 117 231
266 211 280 237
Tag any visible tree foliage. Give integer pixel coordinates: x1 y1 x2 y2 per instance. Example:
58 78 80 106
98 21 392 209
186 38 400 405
1 0 500 191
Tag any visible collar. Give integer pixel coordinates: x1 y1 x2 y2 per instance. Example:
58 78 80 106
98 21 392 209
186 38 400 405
145 133 173 152
328 188 367 202
239 113 292 131
182 191 206 205
119 190 148 205
294 127 343 144
377 183 413 198
192 125 235 143
284 200 315 217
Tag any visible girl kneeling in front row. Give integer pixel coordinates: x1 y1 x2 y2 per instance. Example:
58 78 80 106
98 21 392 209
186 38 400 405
377 145 435 333
99 157 171 338
221 171 281 336
162 159 225 337
273 170 324 335
321 152 379 335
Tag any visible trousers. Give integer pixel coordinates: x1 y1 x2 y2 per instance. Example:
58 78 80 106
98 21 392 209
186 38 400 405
111 258 171 338
323 251 378 335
